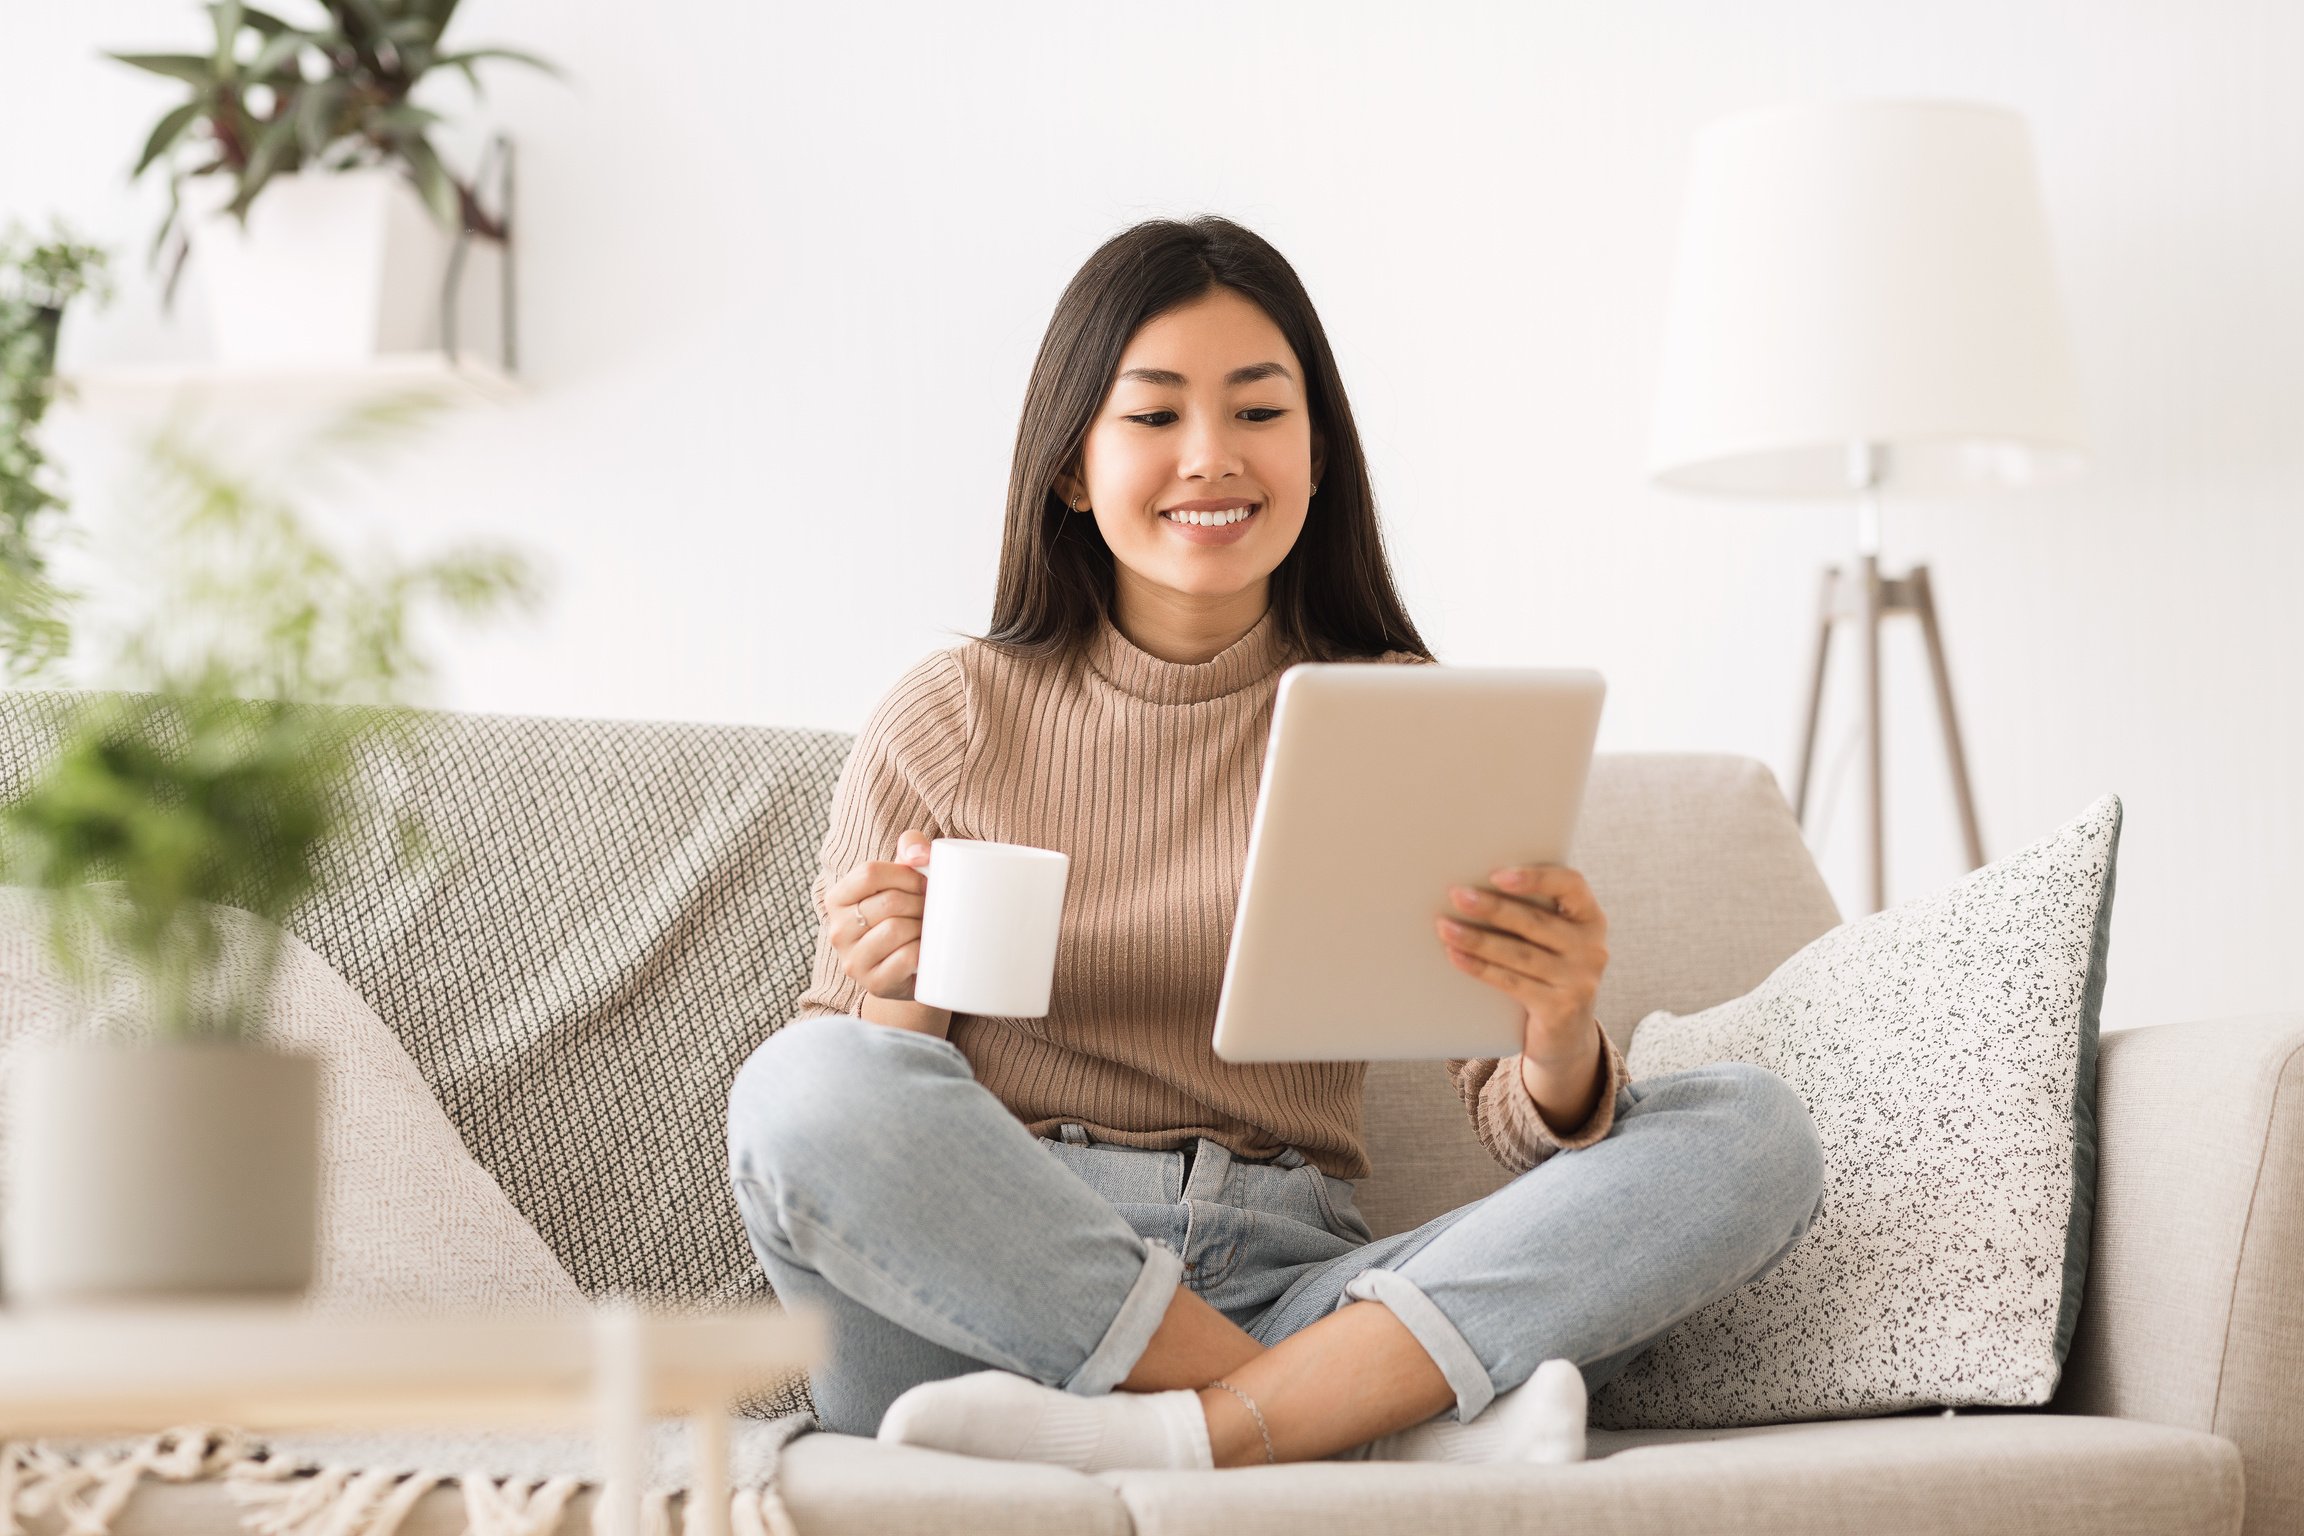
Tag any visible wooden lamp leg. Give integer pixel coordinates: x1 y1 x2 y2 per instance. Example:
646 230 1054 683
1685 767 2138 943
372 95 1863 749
1791 563 1839 823
1858 553 1887 915
1910 564 1986 871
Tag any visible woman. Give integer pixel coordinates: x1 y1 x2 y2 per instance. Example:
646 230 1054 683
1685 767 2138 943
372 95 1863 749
726 216 1825 1472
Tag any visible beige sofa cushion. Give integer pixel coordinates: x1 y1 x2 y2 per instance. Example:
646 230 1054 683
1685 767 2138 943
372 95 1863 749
1356 752 1843 1238
1102 1412 2240 1536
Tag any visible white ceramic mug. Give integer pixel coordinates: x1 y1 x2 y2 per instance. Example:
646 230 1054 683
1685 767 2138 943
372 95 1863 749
911 839 1070 1018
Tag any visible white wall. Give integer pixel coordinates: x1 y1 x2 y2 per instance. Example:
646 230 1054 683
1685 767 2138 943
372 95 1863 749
7 1 2300 1035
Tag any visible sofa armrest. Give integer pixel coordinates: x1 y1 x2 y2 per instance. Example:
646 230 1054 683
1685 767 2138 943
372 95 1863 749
2052 1011 2304 1536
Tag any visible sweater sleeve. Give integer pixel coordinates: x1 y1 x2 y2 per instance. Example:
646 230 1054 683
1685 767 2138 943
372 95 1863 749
1446 1023 1631 1175
789 648 971 1024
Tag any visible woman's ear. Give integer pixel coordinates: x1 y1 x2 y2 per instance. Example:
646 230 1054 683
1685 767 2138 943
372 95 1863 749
1051 468 1083 510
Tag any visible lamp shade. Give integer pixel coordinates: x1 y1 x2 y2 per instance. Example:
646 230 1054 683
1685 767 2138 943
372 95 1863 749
1647 99 2088 497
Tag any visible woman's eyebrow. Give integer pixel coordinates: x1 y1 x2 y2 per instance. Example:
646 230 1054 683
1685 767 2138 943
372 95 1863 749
1116 361 1294 388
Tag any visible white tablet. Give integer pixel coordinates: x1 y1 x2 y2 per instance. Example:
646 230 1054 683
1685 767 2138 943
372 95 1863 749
1210 662 1606 1063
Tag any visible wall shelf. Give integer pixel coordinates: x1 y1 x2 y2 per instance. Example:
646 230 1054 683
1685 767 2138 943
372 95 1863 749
54 352 520 414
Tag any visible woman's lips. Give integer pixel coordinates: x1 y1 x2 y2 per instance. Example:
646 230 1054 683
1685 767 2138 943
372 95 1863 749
1160 504 1259 545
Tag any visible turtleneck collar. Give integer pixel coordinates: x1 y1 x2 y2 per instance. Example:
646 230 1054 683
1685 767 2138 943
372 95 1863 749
1083 604 1296 705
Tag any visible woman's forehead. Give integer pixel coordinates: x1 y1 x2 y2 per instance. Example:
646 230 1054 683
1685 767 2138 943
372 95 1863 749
1117 295 1299 381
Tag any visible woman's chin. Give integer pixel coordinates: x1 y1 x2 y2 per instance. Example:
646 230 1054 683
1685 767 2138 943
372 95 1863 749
1145 568 1275 605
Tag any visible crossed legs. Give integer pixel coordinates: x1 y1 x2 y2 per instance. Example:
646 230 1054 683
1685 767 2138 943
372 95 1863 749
727 1016 1824 1467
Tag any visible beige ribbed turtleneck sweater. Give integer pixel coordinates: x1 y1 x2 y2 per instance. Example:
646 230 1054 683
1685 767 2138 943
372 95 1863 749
791 605 1629 1181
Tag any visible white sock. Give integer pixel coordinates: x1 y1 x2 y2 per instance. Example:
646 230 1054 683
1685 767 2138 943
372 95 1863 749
877 1369 1214 1472
1358 1357 1587 1465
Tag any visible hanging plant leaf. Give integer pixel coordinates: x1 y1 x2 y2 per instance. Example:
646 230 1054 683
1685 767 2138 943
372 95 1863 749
106 52 217 86
293 77 344 156
133 101 204 178
399 133 461 229
434 46 559 78
247 27 310 82
238 5 296 38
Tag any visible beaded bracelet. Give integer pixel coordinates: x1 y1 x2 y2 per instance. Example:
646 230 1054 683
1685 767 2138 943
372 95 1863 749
1205 1378 1276 1464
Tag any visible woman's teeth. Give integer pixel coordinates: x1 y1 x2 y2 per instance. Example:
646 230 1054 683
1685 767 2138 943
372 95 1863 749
1162 505 1257 527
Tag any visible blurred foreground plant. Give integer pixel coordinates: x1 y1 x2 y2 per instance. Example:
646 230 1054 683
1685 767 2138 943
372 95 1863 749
0 222 111 683
0 392 540 1039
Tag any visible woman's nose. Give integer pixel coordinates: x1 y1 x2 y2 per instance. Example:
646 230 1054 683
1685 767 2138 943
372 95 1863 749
1175 413 1248 479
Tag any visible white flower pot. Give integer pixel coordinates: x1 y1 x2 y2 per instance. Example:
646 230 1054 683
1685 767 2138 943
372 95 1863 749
189 165 504 369
2 1039 320 1305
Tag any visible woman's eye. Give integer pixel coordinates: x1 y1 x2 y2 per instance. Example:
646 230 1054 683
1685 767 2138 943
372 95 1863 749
1123 409 1287 426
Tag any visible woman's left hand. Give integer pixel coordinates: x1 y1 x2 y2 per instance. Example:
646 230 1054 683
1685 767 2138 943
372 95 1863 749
1434 864 1610 1064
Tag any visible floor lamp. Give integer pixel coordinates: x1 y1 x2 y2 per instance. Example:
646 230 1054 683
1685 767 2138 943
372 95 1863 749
1645 99 2089 915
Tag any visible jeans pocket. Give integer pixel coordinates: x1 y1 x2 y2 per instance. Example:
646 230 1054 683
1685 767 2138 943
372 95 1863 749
1304 1165 1374 1245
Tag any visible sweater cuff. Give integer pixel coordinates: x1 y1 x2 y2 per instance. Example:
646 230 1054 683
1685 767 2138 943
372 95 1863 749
1482 1020 1630 1166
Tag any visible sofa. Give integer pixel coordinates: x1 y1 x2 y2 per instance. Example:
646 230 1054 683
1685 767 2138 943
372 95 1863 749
0 692 2296 1536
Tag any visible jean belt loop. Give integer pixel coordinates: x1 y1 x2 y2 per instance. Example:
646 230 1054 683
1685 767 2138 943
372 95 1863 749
1274 1146 1308 1170
1059 1123 1090 1146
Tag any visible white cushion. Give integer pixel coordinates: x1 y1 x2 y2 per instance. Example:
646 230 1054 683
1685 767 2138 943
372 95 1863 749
1590 795 2120 1429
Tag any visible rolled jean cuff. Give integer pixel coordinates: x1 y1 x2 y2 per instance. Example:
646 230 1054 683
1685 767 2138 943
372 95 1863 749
1341 1267 1496 1423
1062 1236 1185 1397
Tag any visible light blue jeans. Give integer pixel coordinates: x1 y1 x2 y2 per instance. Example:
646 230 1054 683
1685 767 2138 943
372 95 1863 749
726 1014 1825 1439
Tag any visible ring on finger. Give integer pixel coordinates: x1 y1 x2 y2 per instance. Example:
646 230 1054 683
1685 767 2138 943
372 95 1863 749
855 895 871 932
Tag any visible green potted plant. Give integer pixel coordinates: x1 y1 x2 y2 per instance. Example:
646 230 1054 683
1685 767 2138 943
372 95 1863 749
109 0 555 367
0 395 538 1304
0 222 110 684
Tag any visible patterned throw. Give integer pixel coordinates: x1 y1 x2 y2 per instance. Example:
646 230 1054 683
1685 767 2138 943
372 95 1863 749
1592 794 2120 1429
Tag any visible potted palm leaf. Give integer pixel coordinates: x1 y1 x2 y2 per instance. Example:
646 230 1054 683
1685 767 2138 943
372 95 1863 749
109 0 556 367
0 395 538 1303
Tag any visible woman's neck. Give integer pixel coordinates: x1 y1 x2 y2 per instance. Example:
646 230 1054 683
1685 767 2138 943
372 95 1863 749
1110 578 1271 664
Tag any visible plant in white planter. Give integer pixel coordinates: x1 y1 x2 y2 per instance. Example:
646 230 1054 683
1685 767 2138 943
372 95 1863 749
109 0 556 367
0 397 538 1304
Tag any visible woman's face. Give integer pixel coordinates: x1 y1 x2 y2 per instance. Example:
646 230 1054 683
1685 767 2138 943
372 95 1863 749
1058 286 1324 614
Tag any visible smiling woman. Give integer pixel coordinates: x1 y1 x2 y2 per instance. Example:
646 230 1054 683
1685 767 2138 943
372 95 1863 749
731 213 1820 1480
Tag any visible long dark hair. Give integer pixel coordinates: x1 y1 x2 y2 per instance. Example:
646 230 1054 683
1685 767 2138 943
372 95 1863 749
963 216 1434 665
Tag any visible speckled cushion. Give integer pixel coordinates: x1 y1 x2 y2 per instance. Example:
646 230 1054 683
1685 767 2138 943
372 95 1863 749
1589 794 2121 1430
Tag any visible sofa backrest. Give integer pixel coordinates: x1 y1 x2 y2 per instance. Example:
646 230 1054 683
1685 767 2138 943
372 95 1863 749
0 693 1842 1301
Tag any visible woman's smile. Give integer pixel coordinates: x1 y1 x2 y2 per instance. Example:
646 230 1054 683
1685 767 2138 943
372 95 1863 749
1160 502 1261 544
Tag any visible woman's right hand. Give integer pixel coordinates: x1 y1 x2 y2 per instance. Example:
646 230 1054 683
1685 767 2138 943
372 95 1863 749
825 830 933 1002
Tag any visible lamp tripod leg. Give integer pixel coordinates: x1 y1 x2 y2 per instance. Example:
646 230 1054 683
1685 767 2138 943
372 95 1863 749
1859 554 1886 915
1791 564 1838 825
1911 564 1986 870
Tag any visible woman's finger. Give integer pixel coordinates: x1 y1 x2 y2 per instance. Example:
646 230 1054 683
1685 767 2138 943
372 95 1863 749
1489 865 1608 936
1444 944 1563 1010
1440 921 1572 990
1446 885 1575 954
846 915 920 986
828 859 926 912
862 930 924 996
848 889 923 932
